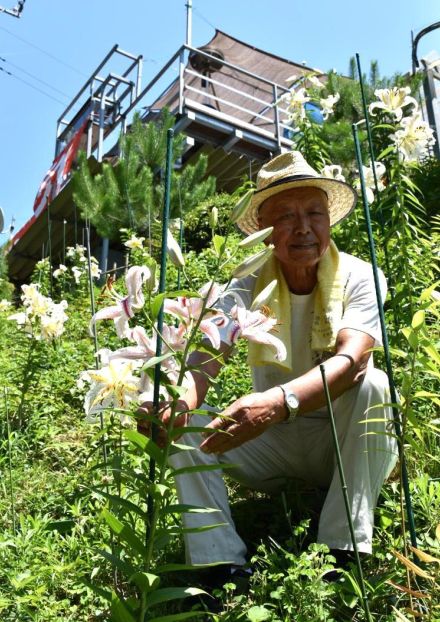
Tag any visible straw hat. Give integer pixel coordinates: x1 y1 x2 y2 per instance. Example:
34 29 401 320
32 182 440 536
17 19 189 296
236 151 357 235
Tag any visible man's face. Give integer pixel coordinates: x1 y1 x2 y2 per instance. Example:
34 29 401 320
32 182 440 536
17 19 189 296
258 186 331 269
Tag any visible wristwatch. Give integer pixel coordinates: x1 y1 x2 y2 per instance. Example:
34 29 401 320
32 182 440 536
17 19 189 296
278 385 300 423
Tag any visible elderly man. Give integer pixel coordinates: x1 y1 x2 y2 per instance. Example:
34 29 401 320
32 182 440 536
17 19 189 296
150 151 398 581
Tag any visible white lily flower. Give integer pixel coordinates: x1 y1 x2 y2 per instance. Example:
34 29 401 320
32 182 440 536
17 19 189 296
391 113 436 162
230 190 254 224
53 264 68 278
166 229 185 268
0 299 12 312
83 359 143 425
320 93 340 119
321 164 346 182
250 280 278 311
72 267 82 284
369 87 418 121
307 75 325 89
209 206 218 229
90 265 151 338
124 235 145 250
239 226 273 249
21 284 51 318
163 283 226 350
8 310 31 328
354 162 386 204
227 304 287 362
281 87 310 124
90 262 101 279
233 245 274 279
66 244 86 259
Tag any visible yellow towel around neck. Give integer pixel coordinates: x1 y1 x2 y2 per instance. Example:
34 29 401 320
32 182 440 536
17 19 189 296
248 240 343 372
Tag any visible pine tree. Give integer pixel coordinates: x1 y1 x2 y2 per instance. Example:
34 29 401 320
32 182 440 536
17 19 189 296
72 110 215 241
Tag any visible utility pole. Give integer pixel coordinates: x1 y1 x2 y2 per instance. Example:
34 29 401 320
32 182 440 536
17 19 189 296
0 1 25 18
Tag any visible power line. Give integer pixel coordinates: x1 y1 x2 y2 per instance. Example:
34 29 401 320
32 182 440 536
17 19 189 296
192 6 216 30
0 24 87 77
0 64 66 105
0 56 70 98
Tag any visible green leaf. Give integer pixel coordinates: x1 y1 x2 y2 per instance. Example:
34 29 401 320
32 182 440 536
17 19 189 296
110 593 137 622
181 522 227 534
142 353 174 371
101 509 147 557
155 561 233 574
91 488 148 520
247 605 272 621
423 344 440 366
45 519 76 533
147 613 206 622
98 549 137 578
81 577 112 603
213 234 226 257
411 310 425 331
401 327 418 350
130 572 160 593
166 384 188 399
146 587 206 607
152 290 200 320
123 430 163 463
161 504 219 515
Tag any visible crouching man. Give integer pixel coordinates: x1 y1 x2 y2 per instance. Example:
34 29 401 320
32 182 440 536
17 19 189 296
140 151 398 581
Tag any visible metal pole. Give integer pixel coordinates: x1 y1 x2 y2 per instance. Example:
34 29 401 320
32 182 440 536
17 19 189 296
46 204 53 297
355 54 393 281
185 0 193 47
146 128 174 542
352 123 418 551
273 84 281 152
319 365 372 622
62 219 66 265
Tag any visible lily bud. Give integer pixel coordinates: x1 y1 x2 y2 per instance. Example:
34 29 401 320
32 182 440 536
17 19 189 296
209 206 218 229
230 189 254 223
166 229 185 268
232 245 274 279
250 279 278 311
238 226 273 249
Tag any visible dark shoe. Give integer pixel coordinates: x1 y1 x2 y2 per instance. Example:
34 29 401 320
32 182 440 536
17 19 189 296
323 549 367 583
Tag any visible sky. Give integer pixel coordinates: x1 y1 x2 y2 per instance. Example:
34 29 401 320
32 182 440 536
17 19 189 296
1 0 439 237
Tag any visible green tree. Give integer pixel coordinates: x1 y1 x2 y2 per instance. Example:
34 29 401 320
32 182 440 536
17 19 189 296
72 110 216 240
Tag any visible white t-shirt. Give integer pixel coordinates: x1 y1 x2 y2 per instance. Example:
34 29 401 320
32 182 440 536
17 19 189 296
217 252 387 393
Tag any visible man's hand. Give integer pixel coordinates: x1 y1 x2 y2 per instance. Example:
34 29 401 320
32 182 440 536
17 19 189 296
199 387 286 455
137 398 192 447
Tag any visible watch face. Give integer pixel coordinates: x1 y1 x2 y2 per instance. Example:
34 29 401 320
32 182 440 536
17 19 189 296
286 392 299 411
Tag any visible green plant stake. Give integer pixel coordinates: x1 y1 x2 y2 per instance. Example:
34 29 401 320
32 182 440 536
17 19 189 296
85 225 109 475
355 54 394 293
4 386 16 534
147 127 174 541
352 123 418 552
319 364 372 622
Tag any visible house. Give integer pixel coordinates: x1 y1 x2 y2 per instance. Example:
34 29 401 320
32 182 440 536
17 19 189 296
7 29 324 283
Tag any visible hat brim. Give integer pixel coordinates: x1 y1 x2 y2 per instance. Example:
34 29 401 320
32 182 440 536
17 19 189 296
235 176 358 235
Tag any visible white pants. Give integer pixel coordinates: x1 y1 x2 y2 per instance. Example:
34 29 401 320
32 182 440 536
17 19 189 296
170 368 398 565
